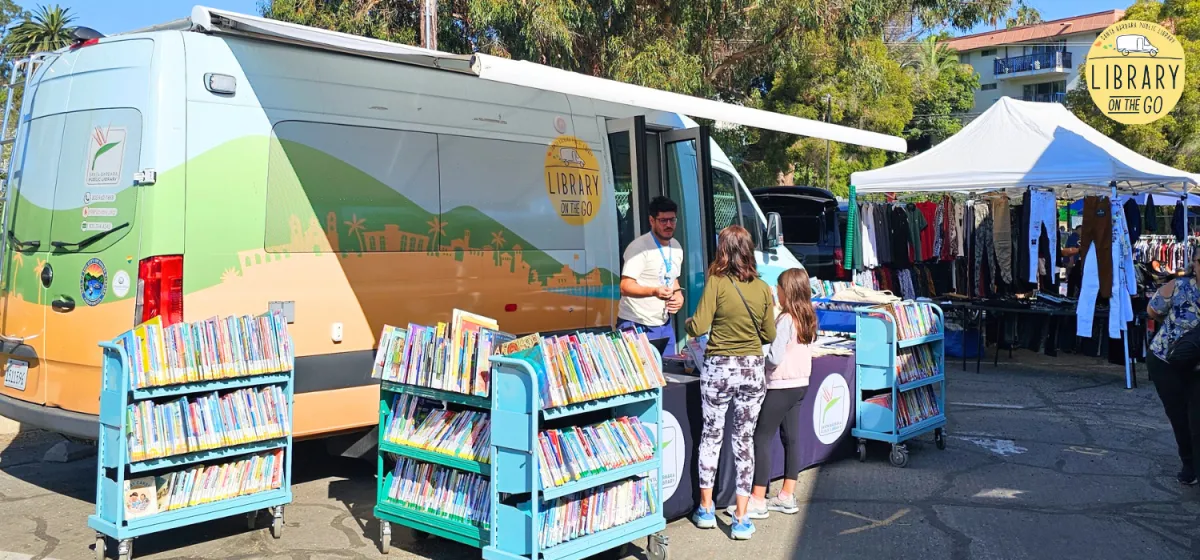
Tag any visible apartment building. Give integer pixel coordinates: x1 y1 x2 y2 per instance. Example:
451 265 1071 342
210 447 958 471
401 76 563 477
944 10 1125 114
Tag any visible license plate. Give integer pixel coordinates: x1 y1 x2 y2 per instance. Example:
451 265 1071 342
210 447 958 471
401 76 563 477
4 359 28 391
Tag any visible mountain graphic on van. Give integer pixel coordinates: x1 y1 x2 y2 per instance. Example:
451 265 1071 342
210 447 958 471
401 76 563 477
91 127 121 170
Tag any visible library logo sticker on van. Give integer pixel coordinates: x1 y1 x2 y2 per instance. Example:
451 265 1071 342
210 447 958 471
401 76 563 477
80 258 107 306
85 126 126 186
112 270 130 298
1087 20 1185 124
814 373 850 445
545 135 601 226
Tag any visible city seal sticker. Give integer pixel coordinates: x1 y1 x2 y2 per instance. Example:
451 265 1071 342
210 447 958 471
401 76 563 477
1087 19 1185 125
544 135 602 226
80 258 108 306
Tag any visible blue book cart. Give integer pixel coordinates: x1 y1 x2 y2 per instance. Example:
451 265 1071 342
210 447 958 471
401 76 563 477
484 354 668 560
852 302 947 468
87 339 294 560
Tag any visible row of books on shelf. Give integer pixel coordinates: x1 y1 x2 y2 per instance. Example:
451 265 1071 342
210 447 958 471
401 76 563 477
896 345 940 384
123 449 285 520
127 385 290 462
809 280 854 299
118 313 294 390
539 477 658 550
537 417 655 489
503 329 666 409
384 456 491 528
864 385 942 428
878 302 940 340
383 394 490 464
371 309 516 398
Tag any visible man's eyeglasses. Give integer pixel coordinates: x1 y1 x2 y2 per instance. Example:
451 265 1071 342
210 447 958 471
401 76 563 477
654 217 677 225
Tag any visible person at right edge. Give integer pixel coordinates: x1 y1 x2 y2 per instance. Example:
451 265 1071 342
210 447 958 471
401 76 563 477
1146 253 1200 486
685 225 775 541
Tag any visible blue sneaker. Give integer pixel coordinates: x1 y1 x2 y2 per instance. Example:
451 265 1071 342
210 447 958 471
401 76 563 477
731 515 756 540
692 505 716 529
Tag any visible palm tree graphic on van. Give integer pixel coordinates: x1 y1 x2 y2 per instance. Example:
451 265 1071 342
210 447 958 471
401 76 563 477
91 127 121 170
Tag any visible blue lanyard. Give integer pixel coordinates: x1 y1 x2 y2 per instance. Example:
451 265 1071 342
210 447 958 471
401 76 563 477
652 235 672 286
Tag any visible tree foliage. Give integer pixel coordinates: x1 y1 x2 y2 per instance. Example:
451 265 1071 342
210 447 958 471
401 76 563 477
3 4 73 57
260 0 1013 193
1006 1 1042 29
1067 0 1200 172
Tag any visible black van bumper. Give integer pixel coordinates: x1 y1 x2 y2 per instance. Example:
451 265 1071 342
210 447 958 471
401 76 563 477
0 392 97 440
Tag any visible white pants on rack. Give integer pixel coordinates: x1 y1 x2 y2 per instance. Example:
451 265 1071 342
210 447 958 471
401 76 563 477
1109 199 1136 339
1077 244 1100 337
1027 190 1057 283
861 205 879 268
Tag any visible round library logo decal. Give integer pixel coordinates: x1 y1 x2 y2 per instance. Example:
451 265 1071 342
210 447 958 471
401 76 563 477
80 258 108 306
544 135 602 226
659 410 685 500
813 373 850 445
1087 20 1185 125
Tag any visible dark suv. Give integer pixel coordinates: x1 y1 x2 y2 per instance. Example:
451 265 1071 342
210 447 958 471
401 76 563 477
750 186 845 281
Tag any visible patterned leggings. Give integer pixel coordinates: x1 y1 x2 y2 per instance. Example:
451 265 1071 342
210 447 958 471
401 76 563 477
698 355 766 497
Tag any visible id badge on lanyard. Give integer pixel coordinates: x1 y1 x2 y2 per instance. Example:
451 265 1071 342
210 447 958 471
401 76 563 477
654 236 672 321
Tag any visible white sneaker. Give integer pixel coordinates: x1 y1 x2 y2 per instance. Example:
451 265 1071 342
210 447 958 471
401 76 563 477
724 503 769 520
767 494 799 514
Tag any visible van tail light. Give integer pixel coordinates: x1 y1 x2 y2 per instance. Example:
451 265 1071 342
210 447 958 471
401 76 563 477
136 255 183 325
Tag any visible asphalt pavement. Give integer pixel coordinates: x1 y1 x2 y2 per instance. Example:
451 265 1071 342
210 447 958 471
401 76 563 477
0 350 1196 560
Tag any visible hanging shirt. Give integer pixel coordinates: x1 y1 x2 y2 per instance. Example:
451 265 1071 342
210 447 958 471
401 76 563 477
891 206 913 269
917 201 937 262
906 204 925 262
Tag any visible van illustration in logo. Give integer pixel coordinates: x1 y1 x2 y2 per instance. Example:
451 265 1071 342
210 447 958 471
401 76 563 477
557 147 586 167
1116 34 1159 57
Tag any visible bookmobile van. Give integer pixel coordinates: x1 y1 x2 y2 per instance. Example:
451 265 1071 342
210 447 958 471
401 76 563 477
0 7 904 445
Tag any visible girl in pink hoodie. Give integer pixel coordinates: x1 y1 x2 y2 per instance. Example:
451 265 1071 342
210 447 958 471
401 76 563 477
743 267 816 518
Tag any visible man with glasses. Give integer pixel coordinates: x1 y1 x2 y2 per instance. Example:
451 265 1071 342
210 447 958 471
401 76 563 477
619 196 685 354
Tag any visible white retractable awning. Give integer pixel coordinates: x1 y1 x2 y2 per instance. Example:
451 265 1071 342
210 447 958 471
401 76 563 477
189 6 908 153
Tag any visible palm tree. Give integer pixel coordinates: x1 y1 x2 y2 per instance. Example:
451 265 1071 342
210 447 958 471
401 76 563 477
490 231 506 250
903 36 961 82
4 5 75 57
344 214 366 251
1006 1 1042 29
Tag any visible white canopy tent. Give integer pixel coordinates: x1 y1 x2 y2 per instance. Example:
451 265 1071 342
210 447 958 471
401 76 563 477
850 97 1200 194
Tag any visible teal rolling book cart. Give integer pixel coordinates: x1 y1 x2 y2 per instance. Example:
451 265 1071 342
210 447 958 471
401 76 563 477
483 354 668 560
88 340 294 560
852 302 947 468
374 381 491 553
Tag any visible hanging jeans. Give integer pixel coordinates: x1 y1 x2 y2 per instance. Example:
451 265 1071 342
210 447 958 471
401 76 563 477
698 355 766 497
991 194 1013 284
973 203 993 297
1027 190 1058 283
1080 196 1113 298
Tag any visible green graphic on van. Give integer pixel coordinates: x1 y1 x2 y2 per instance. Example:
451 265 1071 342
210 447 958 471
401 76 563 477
90 127 120 170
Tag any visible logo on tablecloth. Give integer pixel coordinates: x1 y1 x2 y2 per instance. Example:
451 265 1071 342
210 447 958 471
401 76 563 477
813 373 850 445
659 410 685 500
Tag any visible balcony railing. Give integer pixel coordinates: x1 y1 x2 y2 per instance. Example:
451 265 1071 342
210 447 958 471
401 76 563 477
994 51 1072 76
1024 92 1067 103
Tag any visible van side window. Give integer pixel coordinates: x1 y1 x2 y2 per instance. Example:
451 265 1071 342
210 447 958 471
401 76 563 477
265 122 441 253
712 169 742 231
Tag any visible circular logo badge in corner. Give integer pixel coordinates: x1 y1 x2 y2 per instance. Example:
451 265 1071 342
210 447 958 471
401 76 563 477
1086 20 1186 125
112 269 131 298
659 410 686 501
813 373 851 445
80 258 108 306
544 135 602 227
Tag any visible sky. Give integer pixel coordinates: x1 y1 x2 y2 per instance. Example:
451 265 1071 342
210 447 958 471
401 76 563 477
17 0 1135 38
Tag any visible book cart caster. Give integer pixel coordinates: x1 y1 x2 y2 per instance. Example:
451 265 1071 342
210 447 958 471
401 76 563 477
646 532 669 560
857 439 867 462
270 506 285 539
935 428 946 450
116 538 132 560
889 444 909 468
93 534 106 560
378 520 391 554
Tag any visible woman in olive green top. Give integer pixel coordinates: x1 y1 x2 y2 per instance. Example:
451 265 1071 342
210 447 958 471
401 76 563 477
685 225 775 540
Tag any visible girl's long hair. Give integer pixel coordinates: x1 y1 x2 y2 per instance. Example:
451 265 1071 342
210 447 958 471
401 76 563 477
708 225 758 282
777 267 818 344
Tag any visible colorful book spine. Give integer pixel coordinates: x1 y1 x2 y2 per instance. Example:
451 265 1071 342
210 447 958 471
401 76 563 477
538 477 658 550
897 385 941 428
384 456 491 528
508 329 665 409
376 311 508 397
124 312 294 390
896 344 939 384
382 394 491 463
537 417 655 489
124 449 284 518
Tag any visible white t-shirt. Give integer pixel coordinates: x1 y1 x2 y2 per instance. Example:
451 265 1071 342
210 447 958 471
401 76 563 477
618 232 684 327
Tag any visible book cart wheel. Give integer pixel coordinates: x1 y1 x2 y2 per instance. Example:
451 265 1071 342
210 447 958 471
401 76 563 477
935 428 946 450
93 534 105 560
857 440 868 462
270 506 285 539
378 520 391 555
117 539 132 560
889 444 909 468
646 532 669 560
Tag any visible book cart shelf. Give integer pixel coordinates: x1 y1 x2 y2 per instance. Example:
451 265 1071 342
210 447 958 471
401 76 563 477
88 318 294 560
852 302 947 468
485 353 668 560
